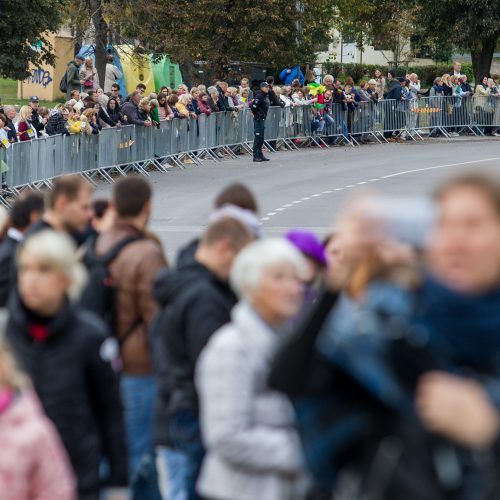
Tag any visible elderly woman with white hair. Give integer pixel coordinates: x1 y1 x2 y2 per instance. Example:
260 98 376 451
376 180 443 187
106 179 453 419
6 230 127 500
196 238 308 500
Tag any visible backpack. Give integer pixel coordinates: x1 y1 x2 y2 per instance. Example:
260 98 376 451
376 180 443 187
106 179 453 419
59 72 68 93
80 235 142 335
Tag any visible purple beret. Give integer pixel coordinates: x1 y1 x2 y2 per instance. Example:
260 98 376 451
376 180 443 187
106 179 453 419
285 230 327 267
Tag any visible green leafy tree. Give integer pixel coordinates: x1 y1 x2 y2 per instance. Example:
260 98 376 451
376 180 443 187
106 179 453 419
333 0 421 69
106 0 336 82
0 0 67 79
418 0 500 83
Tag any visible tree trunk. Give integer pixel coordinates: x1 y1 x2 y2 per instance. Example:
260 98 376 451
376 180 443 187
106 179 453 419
470 38 496 85
89 0 108 90
179 57 199 87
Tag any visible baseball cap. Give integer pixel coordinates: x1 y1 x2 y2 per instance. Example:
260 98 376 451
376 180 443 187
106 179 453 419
29 96 39 102
75 54 85 61
398 77 407 83
260 82 269 89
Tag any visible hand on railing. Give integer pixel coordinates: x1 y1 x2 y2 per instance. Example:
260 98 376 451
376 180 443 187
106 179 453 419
144 120 152 127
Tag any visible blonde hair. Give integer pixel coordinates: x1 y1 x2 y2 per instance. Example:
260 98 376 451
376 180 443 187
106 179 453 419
323 74 334 85
139 97 150 108
179 93 192 105
18 230 87 300
18 105 32 122
82 108 96 121
0 335 29 391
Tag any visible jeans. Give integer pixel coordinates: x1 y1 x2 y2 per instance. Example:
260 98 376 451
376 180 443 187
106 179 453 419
253 119 265 159
120 375 157 478
156 446 188 500
168 409 205 500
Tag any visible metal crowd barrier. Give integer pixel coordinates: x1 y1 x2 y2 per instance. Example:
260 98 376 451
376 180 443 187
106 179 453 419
3 96 499 200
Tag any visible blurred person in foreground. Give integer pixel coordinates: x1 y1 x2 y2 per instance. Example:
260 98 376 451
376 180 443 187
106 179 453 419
85 176 166 491
0 335 76 500
269 171 500 500
285 229 327 310
6 230 127 500
195 238 308 500
152 217 253 500
0 191 44 307
27 174 93 244
176 182 260 268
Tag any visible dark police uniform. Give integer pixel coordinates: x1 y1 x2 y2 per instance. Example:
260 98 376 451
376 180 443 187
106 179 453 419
251 88 270 161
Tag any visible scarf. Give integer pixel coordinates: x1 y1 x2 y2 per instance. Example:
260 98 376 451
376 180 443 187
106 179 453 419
415 277 500 371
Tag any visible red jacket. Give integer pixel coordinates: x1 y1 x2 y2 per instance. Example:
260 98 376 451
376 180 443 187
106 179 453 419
197 99 212 116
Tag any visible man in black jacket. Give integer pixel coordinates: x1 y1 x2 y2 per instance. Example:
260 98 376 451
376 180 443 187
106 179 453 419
152 217 253 500
0 191 44 306
29 96 45 135
3 106 18 143
251 82 271 162
215 81 235 112
121 91 152 126
266 76 285 108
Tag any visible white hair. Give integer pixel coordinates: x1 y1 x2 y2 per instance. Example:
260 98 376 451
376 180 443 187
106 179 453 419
230 238 308 298
18 230 87 300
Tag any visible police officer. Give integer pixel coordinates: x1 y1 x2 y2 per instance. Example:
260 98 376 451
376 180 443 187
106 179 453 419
251 82 271 162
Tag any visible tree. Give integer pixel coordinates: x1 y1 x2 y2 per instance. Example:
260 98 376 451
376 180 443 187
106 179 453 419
333 0 421 69
0 0 67 79
64 0 109 90
106 0 336 83
418 0 500 83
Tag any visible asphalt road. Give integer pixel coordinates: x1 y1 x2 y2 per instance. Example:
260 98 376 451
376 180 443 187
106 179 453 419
98 138 500 262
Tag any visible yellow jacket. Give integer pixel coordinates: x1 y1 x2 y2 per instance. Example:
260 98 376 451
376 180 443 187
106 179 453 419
67 118 83 134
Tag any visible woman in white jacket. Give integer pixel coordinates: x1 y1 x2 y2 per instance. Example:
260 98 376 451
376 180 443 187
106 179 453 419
196 238 308 500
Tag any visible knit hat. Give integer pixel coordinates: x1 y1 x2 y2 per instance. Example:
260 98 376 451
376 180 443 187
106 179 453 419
285 230 327 266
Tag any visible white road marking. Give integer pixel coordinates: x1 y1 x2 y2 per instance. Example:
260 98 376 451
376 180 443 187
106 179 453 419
261 156 500 224
380 158 500 179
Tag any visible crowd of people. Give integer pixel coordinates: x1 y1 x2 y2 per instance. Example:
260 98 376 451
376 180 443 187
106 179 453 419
1 168 500 500
1 59 499 149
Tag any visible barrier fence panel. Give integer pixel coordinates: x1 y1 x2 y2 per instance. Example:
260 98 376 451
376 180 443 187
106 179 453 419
264 107 282 142
3 98 499 192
